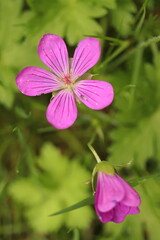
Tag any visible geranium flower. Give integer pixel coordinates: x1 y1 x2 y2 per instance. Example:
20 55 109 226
16 34 114 129
95 171 141 223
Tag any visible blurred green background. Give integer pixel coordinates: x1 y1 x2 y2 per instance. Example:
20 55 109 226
1 0 160 239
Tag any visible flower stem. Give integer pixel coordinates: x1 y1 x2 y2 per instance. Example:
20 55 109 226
88 143 101 163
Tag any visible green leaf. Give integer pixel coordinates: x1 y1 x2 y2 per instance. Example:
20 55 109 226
0 0 23 108
26 0 110 45
108 50 160 168
9 143 93 233
109 111 160 168
81 0 117 10
111 0 136 36
9 178 42 206
49 197 94 216
0 66 16 108
26 0 54 12
0 0 40 108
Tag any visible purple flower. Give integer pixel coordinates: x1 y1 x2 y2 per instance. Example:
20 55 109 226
16 34 114 129
95 171 141 223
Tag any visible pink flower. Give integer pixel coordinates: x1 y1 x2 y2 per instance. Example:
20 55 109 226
95 171 141 223
16 34 114 129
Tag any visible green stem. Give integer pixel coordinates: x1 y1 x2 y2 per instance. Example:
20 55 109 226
134 0 149 22
88 143 101 163
129 48 143 108
109 34 160 71
139 35 160 48
96 40 130 72
84 34 124 45
72 228 80 240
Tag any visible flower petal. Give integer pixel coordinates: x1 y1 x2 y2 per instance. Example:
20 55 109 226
95 172 125 212
128 207 140 215
38 34 69 78
74 80 114 110
71 38 101 80
112 203 130 223
111 205 140 224
46 89 77 129
116 174 141 207
16 67 63 96
95 208 113 223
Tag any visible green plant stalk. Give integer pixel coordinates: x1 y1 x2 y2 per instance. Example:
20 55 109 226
96 41 130 72
129 48 143 108
111 35 160 70
88 143 101 163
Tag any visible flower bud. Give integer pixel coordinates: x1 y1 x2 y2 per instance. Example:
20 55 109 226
94 167 141 223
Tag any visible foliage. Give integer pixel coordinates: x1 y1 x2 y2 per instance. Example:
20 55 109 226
108 47 160 169
9 143 93 233
26 0 117 45
110 0 137 36
0 0 41 108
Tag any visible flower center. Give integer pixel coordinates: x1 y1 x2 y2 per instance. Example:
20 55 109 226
60 74 73 85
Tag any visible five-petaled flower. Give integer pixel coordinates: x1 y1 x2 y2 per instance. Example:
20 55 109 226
95 170 141 223
16 34 114 129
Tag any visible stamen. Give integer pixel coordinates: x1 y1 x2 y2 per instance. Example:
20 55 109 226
59 74 74 85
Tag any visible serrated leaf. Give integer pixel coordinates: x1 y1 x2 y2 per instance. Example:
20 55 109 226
9 143 93 233
26 0 108 45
